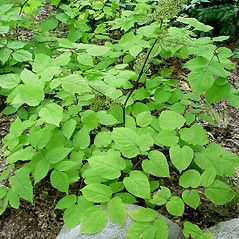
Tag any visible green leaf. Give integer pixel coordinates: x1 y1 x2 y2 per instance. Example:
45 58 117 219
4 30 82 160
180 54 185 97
61 74 90 94
94 131 112 147
179 170 201 188
0 197 8 215
221 150 239 169
200 168 216 187
46 147 72 164
55 195 77 209
108 196 127 227
180 124 208 146
131 102 149 117
0 74 20 89
112 127 141 158
109 182 124 193
82 168 106 185
154 130 179 147
20 69 40 86
212 36 230 42
119 33 149 57
41 18 59 31
97 111 119 126
194 143 234 176
150 186 171 206
116 192 137 204
9 117 24 136
50 170 69 193
123 171 150 199
55 12 69 23
85 45 111 56
126 222 155 239
39 103 63 127
68 29 82 42
54 52 72 66
128 207 158 222
159 110 185 130
80 206 107 234
154 217 169 239
205 180 236 205
136 111 152 127
170 145 194 173
177 17 213 32
63 196 92 228
183 222 214 239
113 128 153 158
182 189 200 209
12 49 32 62
142 150 169 177
11 85 44 106
166 196 184 217
0 185 7 199
29 126 53 149
73 127 90 149
0 164 14 181
33 157 50 183
77 53 94 67
55 161 79 172
6 146 35 164
9 167 33 203
81 110 98 130
184 57 208 71
188 70 214 93
154 88 171 103
64 204 84 229
205 82 232 104
87 150 126 180
7 188 20 209
0 48 12 64
0 25 10 34
81 183 112 203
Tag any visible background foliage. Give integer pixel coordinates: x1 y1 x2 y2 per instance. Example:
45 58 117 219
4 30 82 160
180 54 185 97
185 0 239 39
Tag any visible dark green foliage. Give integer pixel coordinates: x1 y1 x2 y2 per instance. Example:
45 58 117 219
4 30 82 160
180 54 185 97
186 0 239 39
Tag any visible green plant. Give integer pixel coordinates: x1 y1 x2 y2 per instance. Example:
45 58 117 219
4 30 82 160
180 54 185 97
0 0 239 238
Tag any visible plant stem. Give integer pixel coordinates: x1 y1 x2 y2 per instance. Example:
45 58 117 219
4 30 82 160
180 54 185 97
16 0 30 40
122 38 159 125
122 20 164 125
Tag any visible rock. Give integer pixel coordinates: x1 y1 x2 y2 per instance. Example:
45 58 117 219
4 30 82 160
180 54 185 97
207 218 239 239
56 204 184 239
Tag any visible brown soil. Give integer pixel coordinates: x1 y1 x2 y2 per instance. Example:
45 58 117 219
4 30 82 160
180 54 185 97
0 181 64 239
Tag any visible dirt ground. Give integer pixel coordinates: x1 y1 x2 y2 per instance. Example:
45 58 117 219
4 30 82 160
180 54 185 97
0 181 63 239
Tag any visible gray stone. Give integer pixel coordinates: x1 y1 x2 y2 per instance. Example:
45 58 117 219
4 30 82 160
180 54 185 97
207 218 239 239
56 204 184 239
